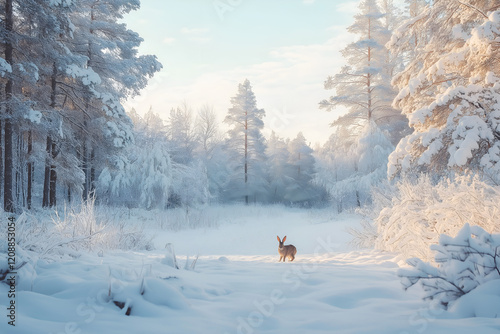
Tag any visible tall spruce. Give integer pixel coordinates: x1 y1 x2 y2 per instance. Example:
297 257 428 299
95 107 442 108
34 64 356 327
224 79 267 204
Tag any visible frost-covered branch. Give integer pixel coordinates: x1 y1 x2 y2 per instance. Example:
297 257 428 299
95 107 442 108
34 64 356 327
398 223 500 309
457 1 488 19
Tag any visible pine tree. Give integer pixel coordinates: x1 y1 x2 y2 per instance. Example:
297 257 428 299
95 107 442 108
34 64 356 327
224 79 267 204
320 0 396 133
266 131 291 203
0 0 77 211
0 0 161 210
387 0 500 178
98 109 172 209
285 132 317 204
69 0 162 201
315 0 400 210
314 129 359 212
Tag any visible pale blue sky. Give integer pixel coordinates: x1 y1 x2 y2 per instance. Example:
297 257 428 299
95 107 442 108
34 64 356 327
124 0 360 145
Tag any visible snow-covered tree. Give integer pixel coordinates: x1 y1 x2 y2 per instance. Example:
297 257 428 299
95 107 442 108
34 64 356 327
387 1 500 178
195 104 220 155
0 0 84 211
285 132 318 205
194 104 227 202
314 129 359 212
315 122 393 211
98 109 172 209
224 79 268 204
377 0 410 145
167 102 197 165
69 0 162 200
399 0 429 62
320 0 398 133
266 131 291 203
136 141 172 210
316 0 399 210
0 0 161 211
405 0 428 17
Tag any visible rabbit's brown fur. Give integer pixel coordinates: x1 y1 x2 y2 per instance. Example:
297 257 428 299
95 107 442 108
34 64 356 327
277 236 297 262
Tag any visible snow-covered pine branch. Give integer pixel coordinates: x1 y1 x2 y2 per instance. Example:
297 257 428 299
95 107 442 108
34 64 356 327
388 1 500 178
398 223 500 310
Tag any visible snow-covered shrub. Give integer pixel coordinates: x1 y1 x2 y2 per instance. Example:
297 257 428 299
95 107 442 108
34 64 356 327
315 122 394 213
346 219 378 249
375 175 500 260
2 199 153 263
165 207 219 231
349 181 396 249
398 223 500 311
51 198 154 252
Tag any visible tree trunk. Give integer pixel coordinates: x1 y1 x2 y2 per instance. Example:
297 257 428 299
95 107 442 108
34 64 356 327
42 62 60 208
16 132 24 208
90 147 95 195
82 139 89 201
27 130 33 209
4 0 15 212
244 112 248 205
0 119 3 199
49 141 57 207
42 136 52 207
367 15 373 121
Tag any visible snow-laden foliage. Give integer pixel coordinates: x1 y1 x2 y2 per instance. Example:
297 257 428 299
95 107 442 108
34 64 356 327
375 175 500 260
0 0 161 212
284 132 321 205
98 108 212 211
98 110 173 209
98 141 173 210
1 199 153 263
264 131 323 206
399 223 500 310
320 0 408 144
315 122 393 212
388 2 500 177
0 57 12 76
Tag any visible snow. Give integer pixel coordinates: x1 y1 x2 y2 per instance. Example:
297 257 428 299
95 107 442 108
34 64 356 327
49 0 73 7
65 64 101 86
23 109 42 124
2 206 500 334
449 280 500 318
0 57 12 76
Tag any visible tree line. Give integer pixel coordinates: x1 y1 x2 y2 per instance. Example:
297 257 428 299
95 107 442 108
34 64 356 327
99 79 325 210
2 0 499 213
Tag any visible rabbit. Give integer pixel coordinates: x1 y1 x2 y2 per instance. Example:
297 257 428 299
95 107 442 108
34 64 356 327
277 235 297 262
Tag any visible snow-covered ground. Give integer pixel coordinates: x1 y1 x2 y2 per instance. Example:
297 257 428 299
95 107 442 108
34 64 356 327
2 205 500 334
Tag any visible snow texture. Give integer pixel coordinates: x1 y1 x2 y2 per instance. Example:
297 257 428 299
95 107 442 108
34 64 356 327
2 206 500 334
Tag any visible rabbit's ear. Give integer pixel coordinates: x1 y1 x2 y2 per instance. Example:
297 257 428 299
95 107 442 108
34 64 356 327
277 235 281 242
283 236 287 242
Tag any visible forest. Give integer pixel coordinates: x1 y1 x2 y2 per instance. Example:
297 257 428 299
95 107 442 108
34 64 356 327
1 0 499 229
1 0 500 254
1 0 500 332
